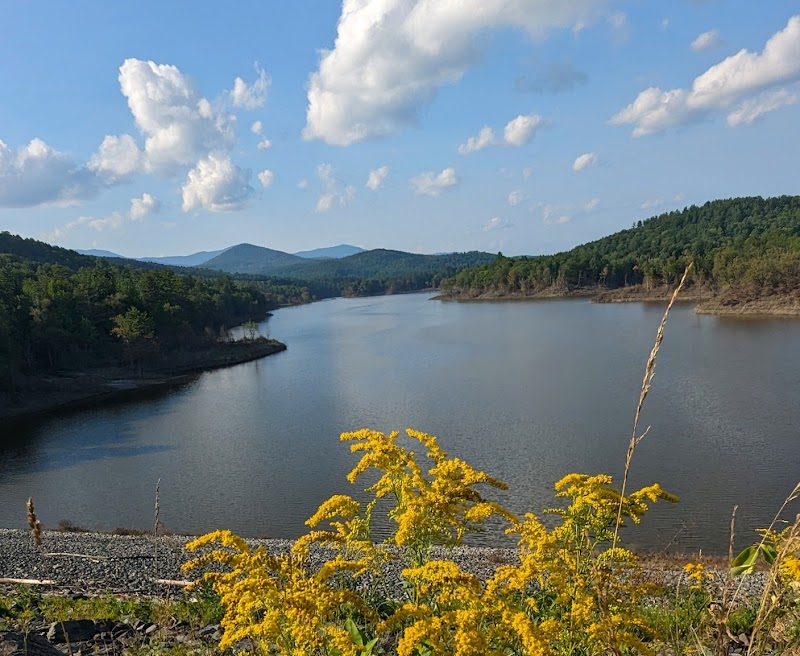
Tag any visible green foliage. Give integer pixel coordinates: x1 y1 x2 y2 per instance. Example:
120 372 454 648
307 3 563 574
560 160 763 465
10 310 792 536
0 244 300 392
440 195 800 297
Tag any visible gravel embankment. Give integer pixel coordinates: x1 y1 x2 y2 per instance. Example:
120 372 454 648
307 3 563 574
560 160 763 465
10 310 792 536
0 528 767 602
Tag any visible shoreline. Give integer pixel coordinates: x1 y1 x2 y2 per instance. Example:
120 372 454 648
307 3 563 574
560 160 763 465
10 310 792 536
0 340 286 423
436 285 800 317
0 529 764 599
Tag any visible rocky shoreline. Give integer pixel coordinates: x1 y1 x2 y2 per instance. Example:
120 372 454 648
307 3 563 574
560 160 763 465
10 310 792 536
0 529 770 655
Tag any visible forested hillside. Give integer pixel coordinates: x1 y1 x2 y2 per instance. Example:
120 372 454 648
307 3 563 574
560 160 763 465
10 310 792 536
0 239 309 395
440 196 800 299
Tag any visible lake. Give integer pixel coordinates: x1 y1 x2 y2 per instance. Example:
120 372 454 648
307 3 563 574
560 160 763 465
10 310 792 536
2 293 800 553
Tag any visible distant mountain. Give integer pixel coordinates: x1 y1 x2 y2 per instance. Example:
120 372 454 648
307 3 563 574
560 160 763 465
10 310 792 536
202 243 306 274
139 249 228 267
293 244 365 259
76 248 125 258
201 243 494 280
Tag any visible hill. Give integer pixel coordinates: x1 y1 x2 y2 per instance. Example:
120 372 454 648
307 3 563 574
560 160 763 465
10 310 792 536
202 243 306 274
76 248 124 258
294 244 365 259
139 249 228 267
439 196 800 313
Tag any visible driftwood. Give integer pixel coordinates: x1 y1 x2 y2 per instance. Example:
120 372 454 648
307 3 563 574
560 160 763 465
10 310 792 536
43 552 108 560
154 579 192 587
0 577 56 585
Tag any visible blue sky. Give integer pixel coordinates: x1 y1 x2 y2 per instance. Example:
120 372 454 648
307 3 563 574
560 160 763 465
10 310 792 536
2 0 799 257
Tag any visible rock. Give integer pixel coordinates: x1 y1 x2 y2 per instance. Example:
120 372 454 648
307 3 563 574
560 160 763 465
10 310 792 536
0 631 64 656
143 624 158 636
46 620 97 644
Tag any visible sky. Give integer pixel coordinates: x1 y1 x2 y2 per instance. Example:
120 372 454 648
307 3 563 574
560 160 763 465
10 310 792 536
2 1 800 258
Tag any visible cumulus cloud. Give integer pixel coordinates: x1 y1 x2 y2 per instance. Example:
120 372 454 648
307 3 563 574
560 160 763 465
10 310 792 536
726 87 799 126
572 152 599 171
366 165 389 190
410 167 459 197
297 179 309 190
258 169 274 188
483 216 514 232
458 112 542 155
181 154 255 212
304 0 612 145
458 127 497 154
129 192 160 220
230 64 270 109
503 113 542 146
611 15 800 136
88 134 142 181
508 189 526 206
515 60 587 94
0 138 99 208
118 58 235 173
690 29 722 51
256 139 272 150
314 163 355 212
251 120 263 135
585 197 600 211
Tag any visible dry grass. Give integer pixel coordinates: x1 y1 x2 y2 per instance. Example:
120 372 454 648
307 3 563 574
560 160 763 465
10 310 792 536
613 263 693 549
26 497 42 548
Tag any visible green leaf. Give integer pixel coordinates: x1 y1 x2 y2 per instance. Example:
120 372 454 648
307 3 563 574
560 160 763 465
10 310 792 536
731 545 759 576
761 542 778 565
345 618 365 647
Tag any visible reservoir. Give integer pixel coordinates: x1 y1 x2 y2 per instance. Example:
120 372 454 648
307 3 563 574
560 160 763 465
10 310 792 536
2 293 799 553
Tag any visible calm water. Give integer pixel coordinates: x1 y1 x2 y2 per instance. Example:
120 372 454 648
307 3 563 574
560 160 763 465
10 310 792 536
2 294 800 553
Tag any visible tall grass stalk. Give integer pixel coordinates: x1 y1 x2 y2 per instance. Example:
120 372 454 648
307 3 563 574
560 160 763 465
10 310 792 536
613 263 693 550
26 497 42 548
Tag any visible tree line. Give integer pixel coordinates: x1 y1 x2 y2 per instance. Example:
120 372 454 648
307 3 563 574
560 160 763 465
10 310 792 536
0 251 310 394
440 196 800 297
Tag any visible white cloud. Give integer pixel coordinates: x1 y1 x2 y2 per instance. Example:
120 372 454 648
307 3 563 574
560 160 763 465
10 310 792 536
690 29 722 51
483 216 514 232
522 166 533 179
640 197 664 210
508 189 526 206
366 165 390 190
258 169 274 188
118 58 235 173
459 112 542 156
316 193 335 212
303 0 613 145
256 139 272 150
572 152 599 171
458 126 497 154
297 178 309 190
611 15 800 136
0 138 98 208
585 197 600 211
88 134 142 181
314 163 355 212
251 120 263 135
726 87 799 126
181 154 255 212
230 63 270 109
503 113 542 146
660 18 670 30
410 167 459 197
542 205 571 224
129 192 160 220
